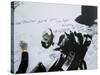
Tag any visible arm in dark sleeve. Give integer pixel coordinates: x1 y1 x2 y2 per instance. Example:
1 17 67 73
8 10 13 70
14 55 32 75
16 52 28 74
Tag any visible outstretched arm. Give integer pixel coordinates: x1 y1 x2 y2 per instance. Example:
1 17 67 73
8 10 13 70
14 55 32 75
16 41 28 74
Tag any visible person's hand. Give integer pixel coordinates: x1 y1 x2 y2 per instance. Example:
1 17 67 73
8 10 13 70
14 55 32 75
20 41 28 52
74 32 92 48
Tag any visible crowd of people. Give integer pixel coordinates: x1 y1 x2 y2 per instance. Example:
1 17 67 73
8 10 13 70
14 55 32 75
15 29 92 73
11 5 97 74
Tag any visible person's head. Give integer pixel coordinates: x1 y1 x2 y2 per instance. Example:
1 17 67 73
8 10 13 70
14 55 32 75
75 6 97 26
41 28 54 48
42 32 51 43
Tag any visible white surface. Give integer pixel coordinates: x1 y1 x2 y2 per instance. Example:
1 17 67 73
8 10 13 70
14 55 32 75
0 0 99 75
